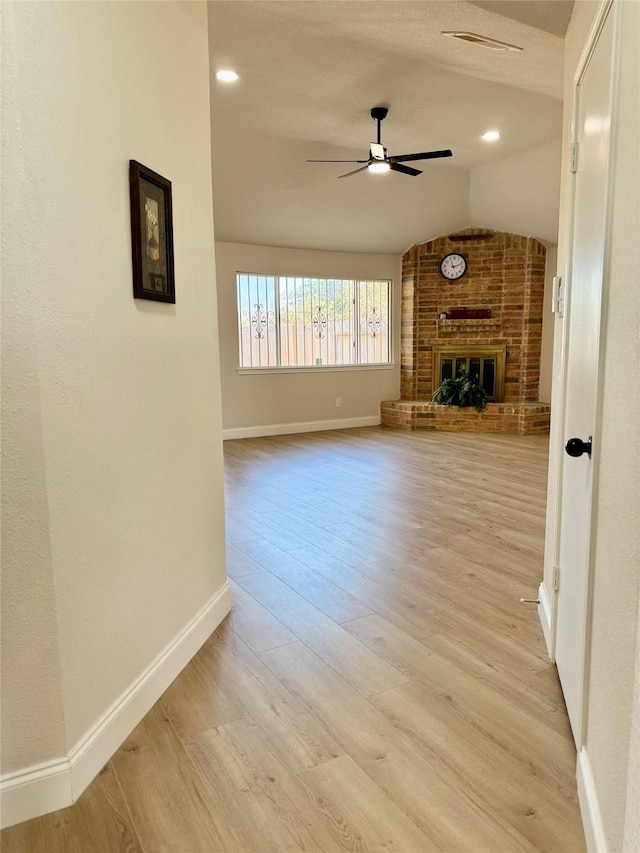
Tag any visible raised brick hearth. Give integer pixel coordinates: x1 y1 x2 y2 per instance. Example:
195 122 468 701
380 401 551 433
381 227 551 434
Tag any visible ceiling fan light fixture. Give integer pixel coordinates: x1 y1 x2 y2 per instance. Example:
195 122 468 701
368 161 391 174
309 107 452 179
215 69 239 83
482 130 501 141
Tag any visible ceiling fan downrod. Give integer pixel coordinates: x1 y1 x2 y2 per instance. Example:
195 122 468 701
370 106 388 145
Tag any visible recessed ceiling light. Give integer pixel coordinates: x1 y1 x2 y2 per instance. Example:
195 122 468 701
215 69 239 83
482 131 501 141
368 161 390 174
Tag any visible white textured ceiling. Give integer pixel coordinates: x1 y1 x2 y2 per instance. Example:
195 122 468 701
208 0 572 253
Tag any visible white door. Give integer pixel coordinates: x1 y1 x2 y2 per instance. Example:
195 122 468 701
555 4 615 745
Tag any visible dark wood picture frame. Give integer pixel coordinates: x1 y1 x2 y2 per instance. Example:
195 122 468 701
129 160 175 303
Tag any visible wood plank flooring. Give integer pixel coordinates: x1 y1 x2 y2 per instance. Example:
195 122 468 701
1 427 586 852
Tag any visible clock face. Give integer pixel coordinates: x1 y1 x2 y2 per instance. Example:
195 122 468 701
440 253 467 280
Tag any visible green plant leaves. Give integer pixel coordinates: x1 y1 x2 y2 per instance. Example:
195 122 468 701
432 366 488 411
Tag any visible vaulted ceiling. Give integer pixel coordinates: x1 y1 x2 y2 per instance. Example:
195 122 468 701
208 1 573 253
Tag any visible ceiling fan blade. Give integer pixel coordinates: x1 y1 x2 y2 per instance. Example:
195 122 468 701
390 162 422 177
388 149 453 163
338 165 369 179
307 159 368 163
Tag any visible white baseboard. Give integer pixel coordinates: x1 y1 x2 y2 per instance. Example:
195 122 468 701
0 582 231 830
222 415 380 440
577 747 609 853
0 759 72 830
538 581 554 660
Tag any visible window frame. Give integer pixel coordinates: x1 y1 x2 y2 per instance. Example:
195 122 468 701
235 271 394 372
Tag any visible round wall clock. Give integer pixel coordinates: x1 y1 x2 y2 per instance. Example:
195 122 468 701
440 253 467 280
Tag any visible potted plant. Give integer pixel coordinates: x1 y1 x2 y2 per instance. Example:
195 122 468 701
432 365 488 412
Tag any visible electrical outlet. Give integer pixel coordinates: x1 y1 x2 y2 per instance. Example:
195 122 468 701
335 397 342 408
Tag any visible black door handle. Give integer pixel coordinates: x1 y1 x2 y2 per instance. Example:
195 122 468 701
565 436 592 459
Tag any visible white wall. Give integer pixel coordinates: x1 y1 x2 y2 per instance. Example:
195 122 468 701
543 1 640 850
469 140 562 246
215 241 401 433
1 0 228 824
623 613 640 851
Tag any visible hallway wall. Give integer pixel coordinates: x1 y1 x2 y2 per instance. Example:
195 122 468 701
1 0 228 824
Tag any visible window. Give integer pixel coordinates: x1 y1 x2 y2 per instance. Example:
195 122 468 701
236 273 391 368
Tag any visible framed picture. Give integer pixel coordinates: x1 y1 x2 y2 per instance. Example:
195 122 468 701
129 160 175 303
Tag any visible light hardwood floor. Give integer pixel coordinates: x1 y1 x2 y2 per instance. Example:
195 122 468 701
2 427 585 852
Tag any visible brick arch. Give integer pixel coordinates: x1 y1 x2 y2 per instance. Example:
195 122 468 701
400 227 546 404
381 226 550 433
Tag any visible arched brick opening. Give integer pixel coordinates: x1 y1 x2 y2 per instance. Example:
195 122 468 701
382 227 551 433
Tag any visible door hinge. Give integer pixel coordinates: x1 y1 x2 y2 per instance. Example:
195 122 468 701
552 275 564 317
570 143 578 173
553 565 560 591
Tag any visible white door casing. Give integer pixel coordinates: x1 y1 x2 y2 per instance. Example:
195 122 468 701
554 1 616 747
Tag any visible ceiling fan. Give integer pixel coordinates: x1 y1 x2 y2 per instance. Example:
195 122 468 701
307 107 453 178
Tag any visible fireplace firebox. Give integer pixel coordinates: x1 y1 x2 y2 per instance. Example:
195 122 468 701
433 345 506 402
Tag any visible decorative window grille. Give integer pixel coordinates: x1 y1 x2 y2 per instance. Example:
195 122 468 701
236 274 391 368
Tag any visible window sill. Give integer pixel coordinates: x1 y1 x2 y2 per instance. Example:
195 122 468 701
237 364 396 375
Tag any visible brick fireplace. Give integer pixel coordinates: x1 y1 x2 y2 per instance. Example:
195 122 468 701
381 227 551 434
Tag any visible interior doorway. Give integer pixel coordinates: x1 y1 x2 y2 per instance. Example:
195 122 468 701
550 0 617 746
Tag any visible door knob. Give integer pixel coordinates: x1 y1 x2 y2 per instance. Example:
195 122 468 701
565 436 592 459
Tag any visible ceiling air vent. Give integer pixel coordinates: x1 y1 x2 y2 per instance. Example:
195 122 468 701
442 32 523 51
